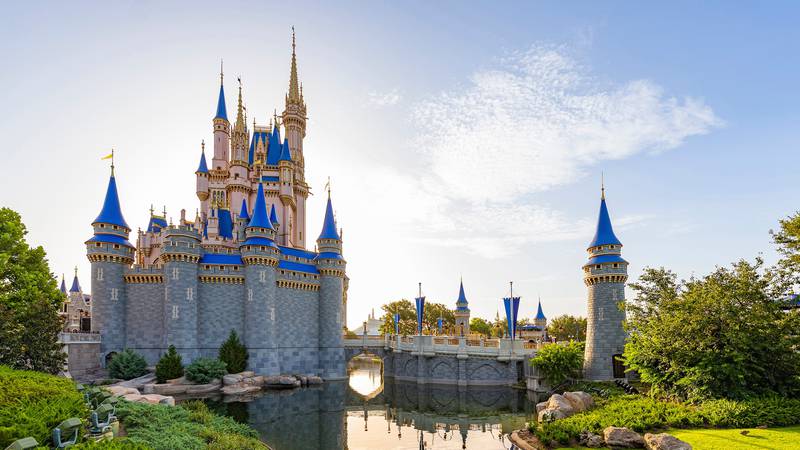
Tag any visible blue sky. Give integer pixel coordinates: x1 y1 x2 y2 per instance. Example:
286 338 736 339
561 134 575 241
1 2 798 328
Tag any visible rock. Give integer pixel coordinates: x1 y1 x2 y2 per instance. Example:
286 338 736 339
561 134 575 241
300 376 308 386
158 397 176 406
239 371 255 378
564 391 594 412
144 383 189 396
579 431 604 448
122 393 143 402
280 376 296 385
185 381 221 394
538 408 566 423
250 376 265 386
644 433 692 450
546 394 575 416
307 376 323 385
535 401 548 414
264 376 282 385
140 394 174 405
604 427 645 448
114 373 157 390
106 386 139 397
293 380 301 387
223 374 244 386
167 376 186 384
221 385 261 395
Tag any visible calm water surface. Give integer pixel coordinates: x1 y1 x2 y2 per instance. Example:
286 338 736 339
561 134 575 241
203 358 541 449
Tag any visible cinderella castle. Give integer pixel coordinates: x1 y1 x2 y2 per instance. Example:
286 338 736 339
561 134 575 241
86 32 347 379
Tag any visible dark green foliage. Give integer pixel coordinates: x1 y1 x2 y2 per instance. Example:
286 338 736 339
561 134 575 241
530 341 585 385
114 399 261 450
155 346 183 384
0 366 87 448
531 395 800 444
218 331 248 374
108 349 148 381
0 208 66 374
377 299 455 335
184 358 227 384
469 318 492 337
71 439 152 449
546 315 587 342
624 262 800 401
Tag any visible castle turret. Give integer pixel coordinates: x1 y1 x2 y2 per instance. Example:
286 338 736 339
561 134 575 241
583 185 628 380
454 280 470 336
316 192 346 380
236 198 249 241
212 67 230 171
534 299 547 331
278 139 294 246
86 165 134 365
196 141 209 211
240 182 280 374
162 223 202 362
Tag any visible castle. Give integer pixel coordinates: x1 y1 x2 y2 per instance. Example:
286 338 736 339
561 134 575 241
59 269 92 333
583 185 628 380
86 32 348 380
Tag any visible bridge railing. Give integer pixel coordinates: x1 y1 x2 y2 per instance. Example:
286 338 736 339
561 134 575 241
342 333 543 359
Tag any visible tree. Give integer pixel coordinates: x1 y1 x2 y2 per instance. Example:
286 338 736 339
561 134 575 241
378 299 416 335
530 341 585 385
108 349 148 380
470 317 492 337
623 262 800 401
155 345 184 383
0 208 65 373
771 212 800 287
219 329 249 373
547 315 587 341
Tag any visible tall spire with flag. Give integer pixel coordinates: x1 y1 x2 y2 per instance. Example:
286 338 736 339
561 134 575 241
287 27 301 105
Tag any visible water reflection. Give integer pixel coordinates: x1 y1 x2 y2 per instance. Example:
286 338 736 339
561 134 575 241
211 357 538 449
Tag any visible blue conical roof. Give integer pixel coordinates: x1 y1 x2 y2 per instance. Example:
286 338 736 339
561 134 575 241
279 138 292 162
248 183 273 230
196 150 208 173
318 196 340 240
93 175 130 229
457 281 467 303
535 300 546 320
266 126 282 165
70 273 81 293
269 204 279 225
588 196 621 248
215 84 227 120
239 198 249 220
60 276 67 294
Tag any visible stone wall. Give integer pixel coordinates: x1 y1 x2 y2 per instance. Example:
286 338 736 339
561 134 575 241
65 342 101 380
584 281 627 380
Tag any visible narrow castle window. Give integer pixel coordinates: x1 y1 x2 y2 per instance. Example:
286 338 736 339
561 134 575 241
97 267 104 281
172 305 179 319
110 288 118 301
186 287 193 301
172 267 179 279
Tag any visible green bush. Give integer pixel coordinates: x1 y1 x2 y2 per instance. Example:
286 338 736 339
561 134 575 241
184 358 227 384
218 330 248 374
531 394 800 444
530 341 585 385
108 349 148 381
155 346 184 384
71 439 152 449
115 399 261 450
0 366 87 448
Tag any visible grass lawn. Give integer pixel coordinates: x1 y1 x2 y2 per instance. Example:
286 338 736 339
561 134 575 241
668 426 800 450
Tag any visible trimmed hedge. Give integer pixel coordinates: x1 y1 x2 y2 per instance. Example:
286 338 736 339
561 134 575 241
532 394 800 444
0 366 87 447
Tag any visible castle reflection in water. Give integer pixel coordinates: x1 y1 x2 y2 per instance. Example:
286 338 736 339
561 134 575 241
204 356 539 449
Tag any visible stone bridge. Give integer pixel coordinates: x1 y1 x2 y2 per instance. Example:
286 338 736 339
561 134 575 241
344 334 542 386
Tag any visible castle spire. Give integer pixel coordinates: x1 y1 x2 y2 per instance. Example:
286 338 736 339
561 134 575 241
196 140 208 173
318 194 340 240
70 266 81 293
214 60 228 121
93 166 130 229
60 274 67 295
247 183 273 230
287 27 301 105
239 198 249 221
235 77 245 129
588 184 621 249
535 298 546 320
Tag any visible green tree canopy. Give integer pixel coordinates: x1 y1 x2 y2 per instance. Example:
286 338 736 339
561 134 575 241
469 317 492 337
0 208 65 373
623 261 800 401
547 315 587 341
378 299 455 335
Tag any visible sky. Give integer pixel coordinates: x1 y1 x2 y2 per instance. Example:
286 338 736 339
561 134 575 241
1 1 799 329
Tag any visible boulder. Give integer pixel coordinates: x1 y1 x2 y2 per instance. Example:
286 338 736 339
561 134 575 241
167 376 186 384
221 385 261 395
106 386 139 397
158 397 176 406
546 394 575 416
114 373 156 390
143 383 189 396
564 391 594 412
239 371 255 378
535 401 548 414
140 394 174 405
579 431 604 448
537 408 566 423
122 393 143 402
604 427 645 448
249 376 265 386
223 374 244 386
307 376 323 385
644 433 692 450
185 381 221 394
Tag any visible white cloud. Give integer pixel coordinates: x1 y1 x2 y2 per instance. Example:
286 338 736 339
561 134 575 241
367 89 402 106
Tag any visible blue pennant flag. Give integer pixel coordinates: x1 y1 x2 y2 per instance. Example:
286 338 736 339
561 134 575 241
437 317 443 334
415 296 426 335
393 313 400 335
503 296 521 339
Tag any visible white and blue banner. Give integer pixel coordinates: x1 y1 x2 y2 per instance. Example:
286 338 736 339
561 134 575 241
503 296 521 339
415 296 426 335
393 313 400 335
437 317 443 334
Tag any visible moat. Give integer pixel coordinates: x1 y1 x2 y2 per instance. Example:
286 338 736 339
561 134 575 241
197 358 540 449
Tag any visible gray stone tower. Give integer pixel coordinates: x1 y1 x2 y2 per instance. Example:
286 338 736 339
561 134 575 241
316 193 346 380
583 186 628 380
162 225 202 362
86 167 134 365
454 280 470 336
240 182 280 375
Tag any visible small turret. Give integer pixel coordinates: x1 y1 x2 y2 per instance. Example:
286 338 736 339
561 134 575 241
269 204 280 231
70 267 82 293
454 279 470 335
212 63 230 171
60 274 67 296
196 141 209 202
534 298 547 330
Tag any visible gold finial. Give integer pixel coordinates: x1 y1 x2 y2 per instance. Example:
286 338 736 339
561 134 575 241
287 27 301 104
601 172 605 200
325 176 331 198
74 266 78 276
150 204 154 216
292 26 296 56
220 59 224 85
201 139 205 153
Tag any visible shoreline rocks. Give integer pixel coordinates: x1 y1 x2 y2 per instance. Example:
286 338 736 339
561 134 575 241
603 426 645 448
537 391 594 423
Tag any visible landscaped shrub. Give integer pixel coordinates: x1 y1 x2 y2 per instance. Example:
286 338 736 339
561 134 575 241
700 397 800 428
530 341 585 385
108 349 148 381
0 366 86 448
115 398 261 450
71 439 152 449
218 330 248 374
155 345 184 383
184 358 227 384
